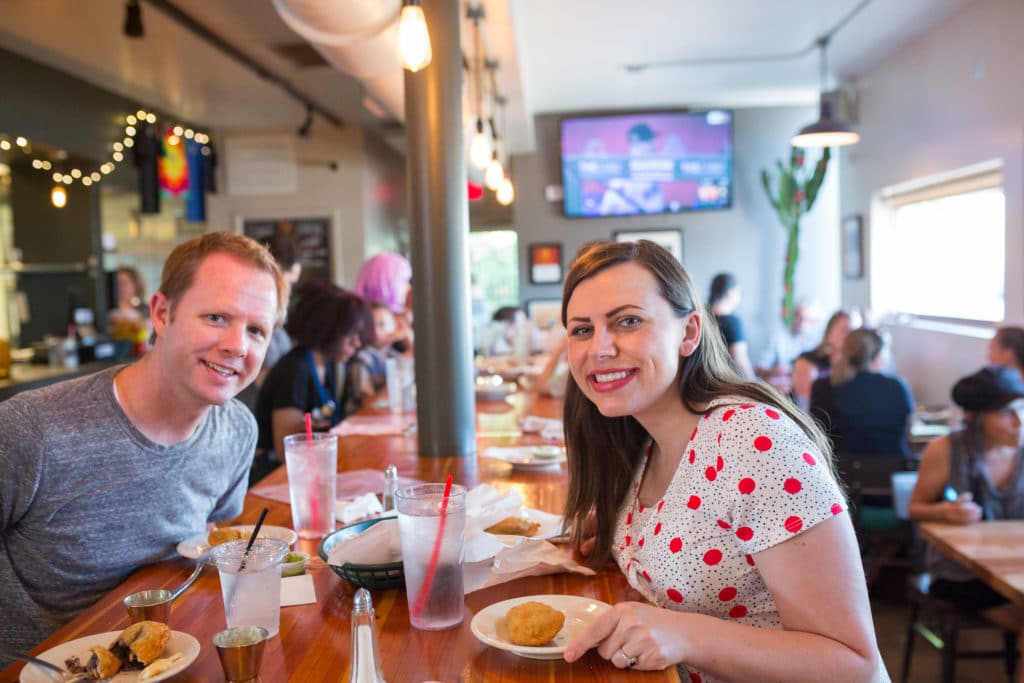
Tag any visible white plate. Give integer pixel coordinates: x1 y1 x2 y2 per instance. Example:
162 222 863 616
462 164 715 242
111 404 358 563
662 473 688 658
176 524 298 559
484 446 567 470
471 595 611 660
19 630 200 683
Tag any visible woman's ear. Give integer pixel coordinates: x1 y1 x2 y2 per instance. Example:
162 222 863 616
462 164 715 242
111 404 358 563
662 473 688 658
679 312 702 357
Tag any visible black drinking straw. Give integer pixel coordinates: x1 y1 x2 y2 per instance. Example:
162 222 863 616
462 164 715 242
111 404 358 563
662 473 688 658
238 507 269 572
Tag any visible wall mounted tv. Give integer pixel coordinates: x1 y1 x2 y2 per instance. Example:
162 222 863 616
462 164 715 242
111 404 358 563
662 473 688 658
560 110 733 218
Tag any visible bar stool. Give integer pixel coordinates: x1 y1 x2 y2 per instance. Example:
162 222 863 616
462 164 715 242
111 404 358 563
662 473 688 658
900 572 1018 683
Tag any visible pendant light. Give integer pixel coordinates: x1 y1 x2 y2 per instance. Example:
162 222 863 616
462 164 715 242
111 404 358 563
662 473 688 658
467 7 491 169
484 117 504 190
792 37 859 148
397 0 432 72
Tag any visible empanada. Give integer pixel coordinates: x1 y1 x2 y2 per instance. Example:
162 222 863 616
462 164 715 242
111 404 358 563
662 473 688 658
485 516 540 536
505 600 565 646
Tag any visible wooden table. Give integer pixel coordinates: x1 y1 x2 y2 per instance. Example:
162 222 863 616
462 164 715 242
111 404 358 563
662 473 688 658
920 520 1024 605
1 391 680 682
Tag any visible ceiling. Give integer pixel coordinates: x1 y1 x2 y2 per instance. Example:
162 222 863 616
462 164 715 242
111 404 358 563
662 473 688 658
0 0 970 154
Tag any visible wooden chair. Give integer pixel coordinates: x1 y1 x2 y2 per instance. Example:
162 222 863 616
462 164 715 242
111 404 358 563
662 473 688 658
892 471 1018 682
900 573 1017 683
834 453 915 571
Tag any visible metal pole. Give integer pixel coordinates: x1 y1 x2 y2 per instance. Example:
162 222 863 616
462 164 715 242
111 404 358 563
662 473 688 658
404 0 476 457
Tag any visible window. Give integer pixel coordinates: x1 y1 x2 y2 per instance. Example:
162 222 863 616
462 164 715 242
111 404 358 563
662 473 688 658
468 230 519 344
872 161 1004 322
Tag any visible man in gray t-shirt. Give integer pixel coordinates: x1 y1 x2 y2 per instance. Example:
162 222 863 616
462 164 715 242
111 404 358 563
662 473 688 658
0 232 285 661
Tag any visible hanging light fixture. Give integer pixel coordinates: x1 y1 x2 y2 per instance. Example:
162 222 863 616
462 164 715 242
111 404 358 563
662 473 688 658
467 6 491 169
397 0 432 72
484 117 504 190
792 37 859 148
496 176 514 206
50 185 68 209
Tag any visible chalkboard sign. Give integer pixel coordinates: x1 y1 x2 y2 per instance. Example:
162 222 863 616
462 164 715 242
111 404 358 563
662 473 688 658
242 217 332 282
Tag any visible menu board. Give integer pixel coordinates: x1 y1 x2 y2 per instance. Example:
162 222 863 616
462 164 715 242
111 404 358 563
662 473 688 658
242 217 332 282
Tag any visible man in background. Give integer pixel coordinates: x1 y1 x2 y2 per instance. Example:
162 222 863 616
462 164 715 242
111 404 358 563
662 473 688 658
0 232 285 661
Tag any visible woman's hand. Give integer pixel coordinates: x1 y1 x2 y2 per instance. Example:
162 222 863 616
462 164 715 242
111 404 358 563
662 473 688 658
563 601 686 670
942 492 983 524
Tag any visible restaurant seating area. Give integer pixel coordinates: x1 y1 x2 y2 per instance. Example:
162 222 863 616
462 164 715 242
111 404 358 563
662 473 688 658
2 0 1024 681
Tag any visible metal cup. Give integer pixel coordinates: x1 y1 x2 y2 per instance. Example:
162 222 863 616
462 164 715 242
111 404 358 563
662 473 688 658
123 589 172 624
213 626 268 683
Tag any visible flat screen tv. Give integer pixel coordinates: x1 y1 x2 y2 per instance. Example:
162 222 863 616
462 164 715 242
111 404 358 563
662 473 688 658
560 110 733 218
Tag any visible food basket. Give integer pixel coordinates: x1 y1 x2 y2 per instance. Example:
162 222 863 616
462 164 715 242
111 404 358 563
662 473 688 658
318 517 404 591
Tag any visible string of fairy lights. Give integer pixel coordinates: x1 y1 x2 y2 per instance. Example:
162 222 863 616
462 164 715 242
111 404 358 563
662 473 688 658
0 109 211 207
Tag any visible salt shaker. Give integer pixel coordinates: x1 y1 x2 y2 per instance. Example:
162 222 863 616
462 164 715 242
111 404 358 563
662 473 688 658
382 465 398 512
349 588 385 683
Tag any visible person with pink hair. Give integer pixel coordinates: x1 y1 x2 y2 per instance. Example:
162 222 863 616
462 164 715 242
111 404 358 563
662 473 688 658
354 252 412 314
354 252 413 352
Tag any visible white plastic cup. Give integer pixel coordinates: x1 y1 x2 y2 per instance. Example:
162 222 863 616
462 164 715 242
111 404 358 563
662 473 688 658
394 483 466 630
283 433 338 539
385 358 402 413
212 539 289 637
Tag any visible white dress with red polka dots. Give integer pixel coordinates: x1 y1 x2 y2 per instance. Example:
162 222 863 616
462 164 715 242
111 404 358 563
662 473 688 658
611 398 846 683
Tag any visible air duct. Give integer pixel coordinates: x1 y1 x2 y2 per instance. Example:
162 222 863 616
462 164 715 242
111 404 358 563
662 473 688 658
272 0 405 120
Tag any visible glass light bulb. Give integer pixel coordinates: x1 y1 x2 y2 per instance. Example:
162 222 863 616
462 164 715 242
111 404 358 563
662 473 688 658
397 4 432 72
484 156 504 190
50 185 67 209
496 177 514 205
469 131 491 169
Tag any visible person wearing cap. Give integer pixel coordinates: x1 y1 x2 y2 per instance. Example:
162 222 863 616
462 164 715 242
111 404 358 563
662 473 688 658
597 122 667 216
909 365 1024 660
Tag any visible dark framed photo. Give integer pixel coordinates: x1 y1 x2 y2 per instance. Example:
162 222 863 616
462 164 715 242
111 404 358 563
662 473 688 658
842 215 864 279
528 242 563 284
613 228 684 263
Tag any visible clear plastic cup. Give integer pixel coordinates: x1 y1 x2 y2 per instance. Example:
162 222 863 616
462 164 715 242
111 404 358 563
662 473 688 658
283 433 338 539
211 538 289 637
394 483 466 630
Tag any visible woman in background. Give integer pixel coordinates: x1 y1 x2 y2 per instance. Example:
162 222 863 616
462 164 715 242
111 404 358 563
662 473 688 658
809 328 914 459
987 326 1024 378
354 252 413 353
707 272 754 379
909 365 1024 682
791 310 853 409
343 302 396 415
559 240 884 681
109 266 151 354
256 281 371 463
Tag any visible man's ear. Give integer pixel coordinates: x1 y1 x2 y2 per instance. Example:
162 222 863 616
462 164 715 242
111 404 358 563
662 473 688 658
150 291 171 339
679 312 702 357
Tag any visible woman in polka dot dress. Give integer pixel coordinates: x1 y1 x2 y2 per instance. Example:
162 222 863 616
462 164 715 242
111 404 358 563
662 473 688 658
559 241 888 682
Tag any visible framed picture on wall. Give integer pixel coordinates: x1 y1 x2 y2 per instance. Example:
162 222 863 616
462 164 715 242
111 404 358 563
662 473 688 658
241 216 333 281
528 242 564 284
613 228 684 263
842 215 864 279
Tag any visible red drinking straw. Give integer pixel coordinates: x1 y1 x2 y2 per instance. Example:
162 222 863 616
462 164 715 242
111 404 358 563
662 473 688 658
412 474 453 619
302 412 320 533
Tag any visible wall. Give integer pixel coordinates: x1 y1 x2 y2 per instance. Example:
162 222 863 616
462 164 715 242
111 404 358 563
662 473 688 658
511 107 842 361
206 125 408 288
839 0 1024 405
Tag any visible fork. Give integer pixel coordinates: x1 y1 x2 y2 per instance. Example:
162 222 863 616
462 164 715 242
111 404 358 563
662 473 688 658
13 654 87 681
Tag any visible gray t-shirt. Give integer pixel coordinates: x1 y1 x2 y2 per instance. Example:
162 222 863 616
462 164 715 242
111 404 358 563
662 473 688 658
0 366 255 660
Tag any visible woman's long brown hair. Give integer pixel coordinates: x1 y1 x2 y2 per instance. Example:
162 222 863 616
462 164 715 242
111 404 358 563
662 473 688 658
561 240 835 569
